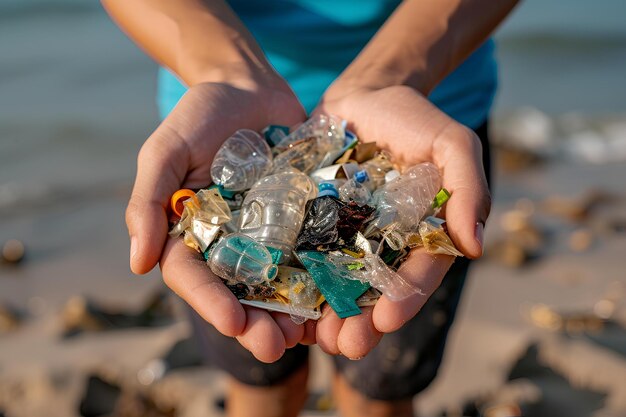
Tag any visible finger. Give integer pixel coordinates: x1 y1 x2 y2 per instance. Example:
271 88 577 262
300 320 317 345
337 307 382 360
271 312 305 349
316 305 344 355
237 306 287 363
126 127 188 274
372 249 454 333
160 238 246 337
434 125 491 259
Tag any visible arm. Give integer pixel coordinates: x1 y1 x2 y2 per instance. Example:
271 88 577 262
102 0 276 89
328 0 519 97
316 0 518 359
103 0 309 362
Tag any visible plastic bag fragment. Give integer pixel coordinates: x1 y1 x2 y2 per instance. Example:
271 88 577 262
270 266 323 324
169 189 232 252
369 162 441 233
296 195 374 251
418 217 464 257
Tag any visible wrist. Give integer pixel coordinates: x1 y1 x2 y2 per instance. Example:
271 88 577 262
325 60 431 104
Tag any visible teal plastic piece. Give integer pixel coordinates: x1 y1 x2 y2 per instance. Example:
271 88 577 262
209 184 237 200
266 246 284 265
296 250 370 319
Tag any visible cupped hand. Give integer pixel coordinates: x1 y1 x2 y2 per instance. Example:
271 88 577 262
126 79 310 362
314 85 491 359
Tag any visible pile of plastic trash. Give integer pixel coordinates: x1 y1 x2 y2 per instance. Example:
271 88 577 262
168 115 463 323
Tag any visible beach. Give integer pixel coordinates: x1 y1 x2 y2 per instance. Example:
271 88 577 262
1 1 626 416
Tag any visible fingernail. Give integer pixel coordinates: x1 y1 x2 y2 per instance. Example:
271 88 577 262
130 236 138 263
475 222 484 253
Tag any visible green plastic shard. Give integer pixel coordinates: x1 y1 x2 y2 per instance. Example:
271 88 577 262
432 188 451 209
296 251 370 319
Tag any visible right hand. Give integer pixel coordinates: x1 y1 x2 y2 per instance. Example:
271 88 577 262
126 77 311 362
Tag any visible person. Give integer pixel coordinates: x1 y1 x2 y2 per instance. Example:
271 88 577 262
103 1 518 416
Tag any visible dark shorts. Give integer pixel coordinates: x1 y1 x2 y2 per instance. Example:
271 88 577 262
190 121 491 401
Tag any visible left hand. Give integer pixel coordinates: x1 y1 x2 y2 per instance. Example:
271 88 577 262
312 85 491 359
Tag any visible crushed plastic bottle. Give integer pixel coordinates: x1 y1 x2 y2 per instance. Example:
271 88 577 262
369 163 441 234
210 129 273 191
209 233 278 286
338 170 372 204
359 151 394 190
238 171 317 261
169 189 232 252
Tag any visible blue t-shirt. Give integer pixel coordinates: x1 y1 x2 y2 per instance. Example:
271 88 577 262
157 0 497 129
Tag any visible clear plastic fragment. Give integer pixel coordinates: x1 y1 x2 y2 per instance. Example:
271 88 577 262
239 299 322 321
369 162 441 233
272 115 346 173
418 217 464 257
169 189 232 252
328 252 423 301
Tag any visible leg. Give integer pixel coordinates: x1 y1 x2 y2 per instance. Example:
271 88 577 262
227 360 309 417
187 309 310 417
333 371 414 417
330 257 472 417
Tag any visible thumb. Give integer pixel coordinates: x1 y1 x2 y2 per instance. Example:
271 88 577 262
437 127 491 259
126 127 188 274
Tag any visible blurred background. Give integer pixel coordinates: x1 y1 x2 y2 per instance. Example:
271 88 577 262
1 1 625 416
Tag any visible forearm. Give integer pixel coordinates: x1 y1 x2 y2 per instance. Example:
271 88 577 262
332 0 519 96
102 0 276 88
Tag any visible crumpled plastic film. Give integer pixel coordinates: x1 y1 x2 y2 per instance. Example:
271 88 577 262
418 217 464 257
370 162 441 234
287 269 323 324
270 266 323 323
273 114 345 154
169 189 232 252
297 197 374 251
328 252 423 301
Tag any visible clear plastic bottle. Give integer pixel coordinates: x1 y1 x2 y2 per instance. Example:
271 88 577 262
359 152 394 190
210 129 273 191
237 171 317 260
338 170 372 204
370 162 441 232
209 233 278 285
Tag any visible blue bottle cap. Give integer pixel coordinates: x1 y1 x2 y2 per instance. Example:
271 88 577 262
318 182 339 198
354 170 369 184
